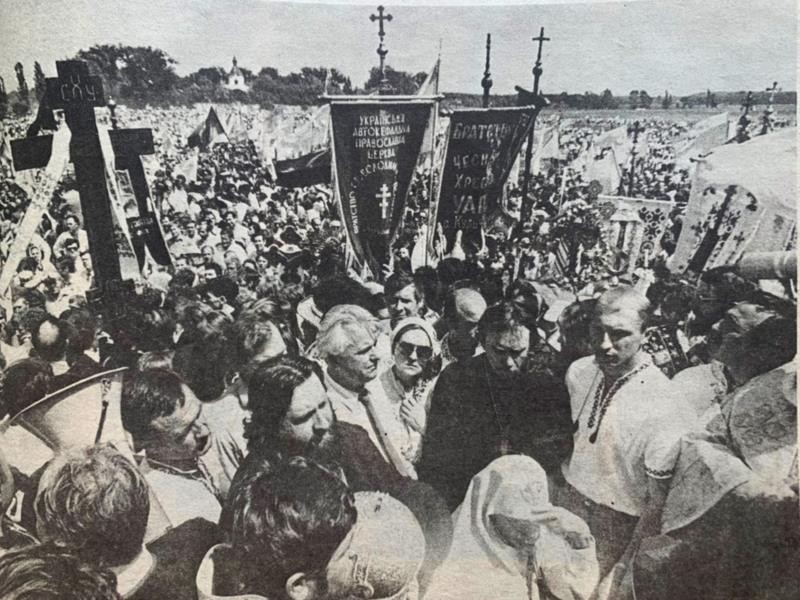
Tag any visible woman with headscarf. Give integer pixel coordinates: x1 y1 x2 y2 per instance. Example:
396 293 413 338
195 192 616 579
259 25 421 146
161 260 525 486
427 455 599 600
376 317 441 479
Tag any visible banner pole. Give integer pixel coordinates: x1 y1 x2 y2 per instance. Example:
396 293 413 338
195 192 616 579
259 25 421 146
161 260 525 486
425 102 440 268
327 112 353 271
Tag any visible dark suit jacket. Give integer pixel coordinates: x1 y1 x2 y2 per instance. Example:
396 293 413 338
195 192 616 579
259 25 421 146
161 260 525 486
417 353 573 510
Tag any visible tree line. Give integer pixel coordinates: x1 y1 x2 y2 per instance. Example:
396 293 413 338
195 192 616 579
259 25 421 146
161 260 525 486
1 44 796 118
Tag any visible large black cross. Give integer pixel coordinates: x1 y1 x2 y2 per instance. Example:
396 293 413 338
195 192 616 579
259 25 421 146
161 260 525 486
10 60 121 287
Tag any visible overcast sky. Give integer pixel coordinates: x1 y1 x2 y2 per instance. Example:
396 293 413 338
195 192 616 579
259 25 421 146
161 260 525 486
0 0 795 96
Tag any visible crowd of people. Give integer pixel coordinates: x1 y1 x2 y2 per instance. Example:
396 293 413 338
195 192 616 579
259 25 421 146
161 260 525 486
0 102 796 600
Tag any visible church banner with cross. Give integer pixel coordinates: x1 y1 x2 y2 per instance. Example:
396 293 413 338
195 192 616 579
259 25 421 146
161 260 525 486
431 107 537 254
594 195 675 276
669 127 796 274
330 99 434 277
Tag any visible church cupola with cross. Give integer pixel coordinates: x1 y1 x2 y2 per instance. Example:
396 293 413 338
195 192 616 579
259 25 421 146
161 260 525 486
224 56 249 92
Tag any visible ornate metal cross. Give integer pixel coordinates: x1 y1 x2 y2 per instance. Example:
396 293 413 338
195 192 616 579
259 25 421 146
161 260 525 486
531 27 550 96
481 33 492 108
370 5 393 92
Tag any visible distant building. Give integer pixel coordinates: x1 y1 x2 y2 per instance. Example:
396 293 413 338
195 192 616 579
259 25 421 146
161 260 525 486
224 57 249 92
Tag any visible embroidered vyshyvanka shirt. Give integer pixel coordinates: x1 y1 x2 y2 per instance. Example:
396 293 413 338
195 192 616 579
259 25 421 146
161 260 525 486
562 355 694 517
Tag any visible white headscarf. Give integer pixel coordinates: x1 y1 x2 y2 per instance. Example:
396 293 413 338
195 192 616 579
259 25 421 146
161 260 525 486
426 456 599 600
389 316 440 357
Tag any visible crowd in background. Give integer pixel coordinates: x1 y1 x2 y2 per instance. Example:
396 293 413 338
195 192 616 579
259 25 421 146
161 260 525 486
0 103 796 600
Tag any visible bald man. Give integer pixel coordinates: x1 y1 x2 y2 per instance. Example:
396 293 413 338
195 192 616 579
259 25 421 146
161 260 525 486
440 287 487 366
31 314 101 392
31 315 69 377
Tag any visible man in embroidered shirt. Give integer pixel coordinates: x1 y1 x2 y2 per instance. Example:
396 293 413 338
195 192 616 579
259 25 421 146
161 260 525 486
556 285 693 596
121 368 242 525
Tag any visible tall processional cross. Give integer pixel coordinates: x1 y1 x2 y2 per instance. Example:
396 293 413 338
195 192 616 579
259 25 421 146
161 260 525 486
370 5 393 92
11 60 122 286
10 60 171 299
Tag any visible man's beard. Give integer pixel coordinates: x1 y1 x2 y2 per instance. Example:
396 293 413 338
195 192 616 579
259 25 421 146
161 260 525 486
280 426 343 470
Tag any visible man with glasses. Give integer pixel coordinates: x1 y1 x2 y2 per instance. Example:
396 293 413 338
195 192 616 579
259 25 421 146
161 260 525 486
419 301 573 510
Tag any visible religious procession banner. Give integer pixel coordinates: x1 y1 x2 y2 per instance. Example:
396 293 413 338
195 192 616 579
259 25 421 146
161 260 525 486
97 126 148 281
669 127 796 274
675 112 730 168
584 145 622 195
431 106 537 254
275 148 331 188
188 107 228 149
595 195 675 275
330 99 434 277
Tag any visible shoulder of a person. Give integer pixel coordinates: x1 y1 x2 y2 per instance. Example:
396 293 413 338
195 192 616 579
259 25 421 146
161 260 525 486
437 355 480 383
565 355 596 384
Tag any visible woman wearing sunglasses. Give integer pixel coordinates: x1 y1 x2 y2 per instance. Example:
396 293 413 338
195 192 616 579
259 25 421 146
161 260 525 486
376 317 442 479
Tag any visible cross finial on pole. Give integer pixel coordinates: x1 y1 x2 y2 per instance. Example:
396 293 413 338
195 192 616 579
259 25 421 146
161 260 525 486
531 27 550 96
741 91 753 115
626 120 645 196
760 81 780 135
481 33 492 108
370 5 394 93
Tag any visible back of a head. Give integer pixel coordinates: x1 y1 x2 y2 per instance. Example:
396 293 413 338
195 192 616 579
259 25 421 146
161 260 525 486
0 358 54 419
170 267 197 289
335 492 426 599
227 456 356 599
436 258 467 287
0 543 121 600
59 308 98 355
312 276 375 315
35 444 149 568
32 315 68 363
204 276 240 306
172 341 229 401
445 287 487 327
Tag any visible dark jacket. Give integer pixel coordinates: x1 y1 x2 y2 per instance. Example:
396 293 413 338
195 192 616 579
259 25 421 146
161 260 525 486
418 353 573 510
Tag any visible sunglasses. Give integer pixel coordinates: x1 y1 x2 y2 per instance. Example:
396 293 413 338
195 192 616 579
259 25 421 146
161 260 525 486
397 341 433 361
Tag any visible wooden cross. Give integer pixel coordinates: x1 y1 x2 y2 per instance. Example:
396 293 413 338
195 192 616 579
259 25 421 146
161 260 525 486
11 60 122 287
370 5 393 92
